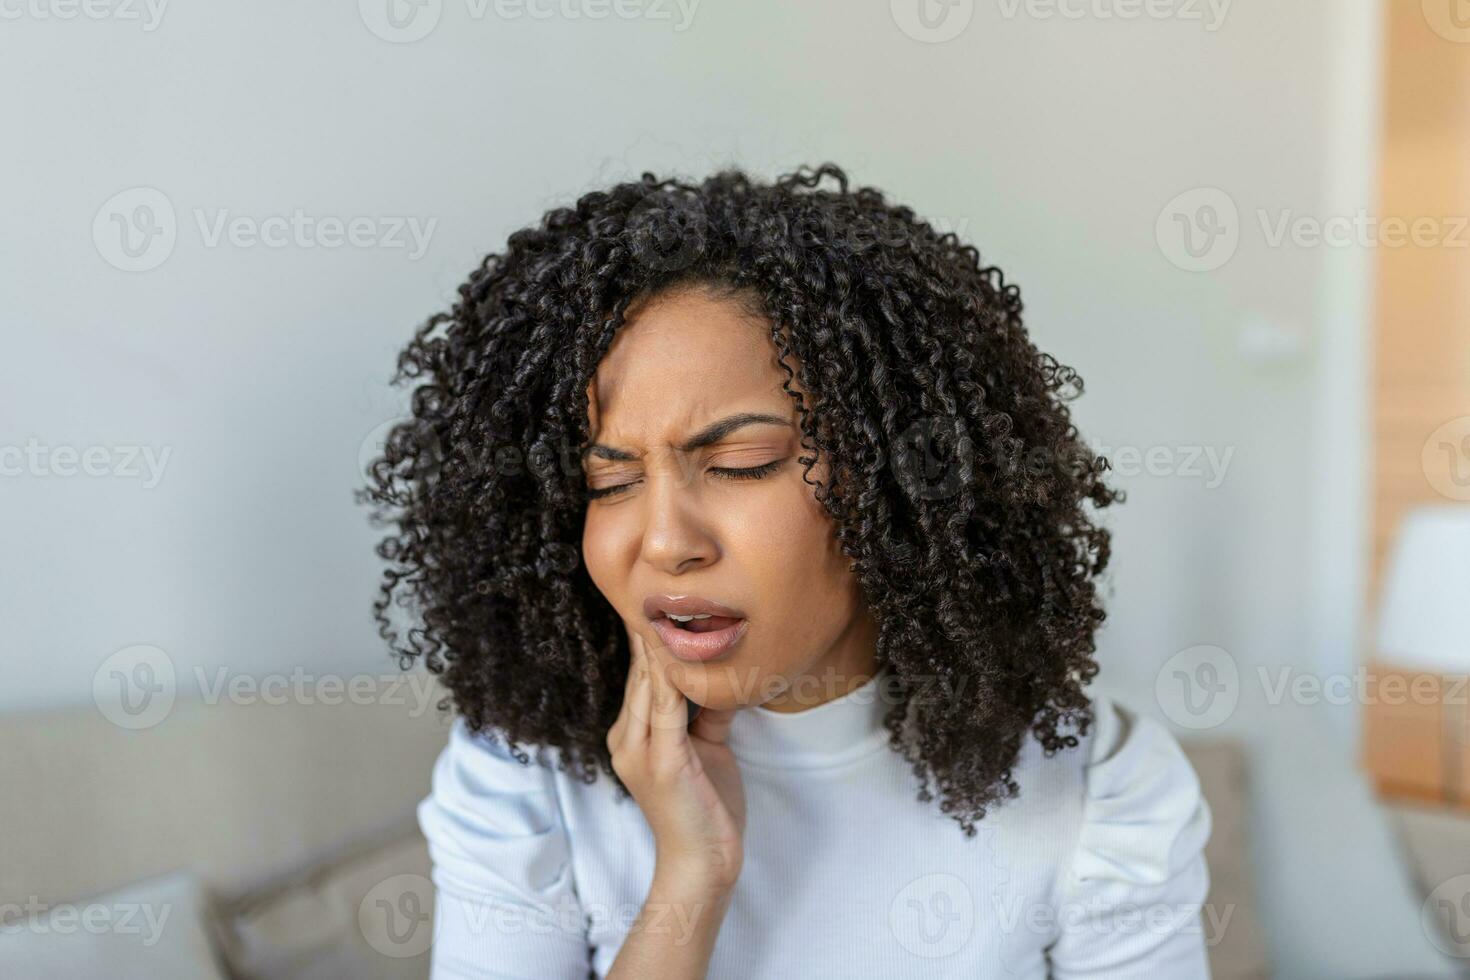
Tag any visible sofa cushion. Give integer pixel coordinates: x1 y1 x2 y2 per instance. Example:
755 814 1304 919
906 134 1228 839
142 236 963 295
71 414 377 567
1180 737 1270 980
217 822 436 980
0 677 451 910
0 871 229 979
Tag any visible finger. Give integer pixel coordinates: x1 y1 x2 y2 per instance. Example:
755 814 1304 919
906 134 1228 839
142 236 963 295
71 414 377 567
690 706 738 745
609 628 644 742
620 626 645 709
624 628 653 748
646 644 691 745
609 627 643 743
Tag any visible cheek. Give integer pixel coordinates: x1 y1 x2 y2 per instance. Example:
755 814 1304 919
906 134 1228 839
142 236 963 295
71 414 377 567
580 511 623 601
731 476 851 627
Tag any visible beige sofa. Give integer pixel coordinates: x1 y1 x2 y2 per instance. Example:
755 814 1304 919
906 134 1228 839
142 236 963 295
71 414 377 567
0 679 1269 978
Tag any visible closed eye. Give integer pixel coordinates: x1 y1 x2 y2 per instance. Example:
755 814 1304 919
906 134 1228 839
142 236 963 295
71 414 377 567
711 459 783 482
585 459 785 500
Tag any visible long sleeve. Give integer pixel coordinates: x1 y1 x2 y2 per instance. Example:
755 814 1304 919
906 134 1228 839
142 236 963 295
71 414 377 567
417 718 593 980
1046 697 1214 979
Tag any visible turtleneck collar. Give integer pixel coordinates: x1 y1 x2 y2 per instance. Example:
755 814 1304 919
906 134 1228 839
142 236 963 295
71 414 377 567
726 661 897 769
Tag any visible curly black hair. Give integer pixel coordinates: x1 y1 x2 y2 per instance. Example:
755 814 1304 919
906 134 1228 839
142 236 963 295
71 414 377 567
360 162 1122 836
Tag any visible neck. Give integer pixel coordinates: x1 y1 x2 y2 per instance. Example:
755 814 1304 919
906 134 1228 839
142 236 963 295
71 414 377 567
757 612 880 714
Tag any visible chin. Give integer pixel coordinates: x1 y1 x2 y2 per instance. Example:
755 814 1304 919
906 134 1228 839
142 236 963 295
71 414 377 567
662 655 777 710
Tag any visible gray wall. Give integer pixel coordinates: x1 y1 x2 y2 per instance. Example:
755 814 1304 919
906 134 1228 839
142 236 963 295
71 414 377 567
2 0 1372 724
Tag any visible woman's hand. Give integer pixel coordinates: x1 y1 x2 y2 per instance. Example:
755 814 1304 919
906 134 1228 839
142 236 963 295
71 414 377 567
606 625 747 894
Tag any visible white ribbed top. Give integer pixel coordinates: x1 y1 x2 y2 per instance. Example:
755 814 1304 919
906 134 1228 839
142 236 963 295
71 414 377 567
725 661 897 768
418 669 1213 979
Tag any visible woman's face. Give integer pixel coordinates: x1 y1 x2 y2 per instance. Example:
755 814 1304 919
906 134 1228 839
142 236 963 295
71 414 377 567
581 285 878 712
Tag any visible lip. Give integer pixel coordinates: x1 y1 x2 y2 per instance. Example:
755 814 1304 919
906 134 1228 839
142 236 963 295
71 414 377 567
649 615 749 663
642 594 749 664
642 594 747 621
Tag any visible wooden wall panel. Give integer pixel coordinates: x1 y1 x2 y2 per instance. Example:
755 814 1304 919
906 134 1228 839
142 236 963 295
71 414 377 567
1371 1 1470 605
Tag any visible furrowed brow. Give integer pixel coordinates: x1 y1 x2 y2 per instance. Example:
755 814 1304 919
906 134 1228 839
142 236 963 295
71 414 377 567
584 412 791 462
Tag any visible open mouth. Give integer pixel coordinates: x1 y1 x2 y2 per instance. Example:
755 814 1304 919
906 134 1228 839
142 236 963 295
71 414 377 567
642 595 748 662
665 615 743 634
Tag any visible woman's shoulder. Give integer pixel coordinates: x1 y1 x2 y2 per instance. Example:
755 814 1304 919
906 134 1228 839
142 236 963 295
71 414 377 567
1012 692 1213 887
423 715 570 805
1068 694 1212 886
416 716 579 903
1014 694 1214 976
416 722 605 974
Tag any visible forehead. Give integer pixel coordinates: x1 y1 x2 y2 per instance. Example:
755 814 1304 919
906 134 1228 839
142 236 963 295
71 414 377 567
586 288 790 435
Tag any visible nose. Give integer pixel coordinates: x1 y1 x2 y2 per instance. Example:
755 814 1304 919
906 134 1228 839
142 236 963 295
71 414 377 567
637 459 719 576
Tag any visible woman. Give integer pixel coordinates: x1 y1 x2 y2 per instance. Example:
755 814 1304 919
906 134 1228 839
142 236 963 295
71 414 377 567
362 163 1213 978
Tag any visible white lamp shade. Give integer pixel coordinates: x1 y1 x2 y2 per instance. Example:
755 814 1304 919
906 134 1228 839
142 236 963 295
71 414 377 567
1375 504 1470 674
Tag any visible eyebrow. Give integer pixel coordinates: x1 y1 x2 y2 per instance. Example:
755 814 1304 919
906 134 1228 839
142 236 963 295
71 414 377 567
584 412 792 462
